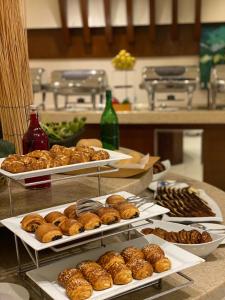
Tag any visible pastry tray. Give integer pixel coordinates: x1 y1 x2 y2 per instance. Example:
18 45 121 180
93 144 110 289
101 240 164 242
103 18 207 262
0 148 131 180
149 182 223 223
1 191 169 251
26 235 204 300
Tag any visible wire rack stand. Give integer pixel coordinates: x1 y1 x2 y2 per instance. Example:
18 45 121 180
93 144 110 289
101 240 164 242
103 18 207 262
2 165 194 300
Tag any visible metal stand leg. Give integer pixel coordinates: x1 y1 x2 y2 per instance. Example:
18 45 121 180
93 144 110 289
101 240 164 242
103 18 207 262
54 93 59 110
42 91 46 110
7 178 13 216
35 251 40 268
14 235 22 273
128 224 131 240
97 167 101 196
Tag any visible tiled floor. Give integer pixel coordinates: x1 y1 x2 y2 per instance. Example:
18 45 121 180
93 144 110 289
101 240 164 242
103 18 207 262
170 132 203 181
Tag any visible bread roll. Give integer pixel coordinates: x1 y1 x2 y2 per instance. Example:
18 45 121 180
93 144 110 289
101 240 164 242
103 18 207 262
76 139 103 148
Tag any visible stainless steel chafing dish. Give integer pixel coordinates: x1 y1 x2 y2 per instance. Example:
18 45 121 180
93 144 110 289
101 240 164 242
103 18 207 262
30 68 46 110
49 69 108 110
209 65 225 109
140 65 199 110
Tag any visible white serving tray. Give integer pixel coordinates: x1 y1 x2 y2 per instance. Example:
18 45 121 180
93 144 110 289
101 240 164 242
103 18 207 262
148 181 223 223
1 191 169 251
26 235 204 300
162 189 223 223
0 148 131 180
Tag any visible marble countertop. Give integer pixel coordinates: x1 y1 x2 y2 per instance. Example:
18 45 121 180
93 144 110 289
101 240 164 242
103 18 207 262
1 171 225 300
41 110 225 125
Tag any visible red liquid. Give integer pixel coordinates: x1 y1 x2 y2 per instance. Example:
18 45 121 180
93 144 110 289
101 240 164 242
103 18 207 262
22 110 51 189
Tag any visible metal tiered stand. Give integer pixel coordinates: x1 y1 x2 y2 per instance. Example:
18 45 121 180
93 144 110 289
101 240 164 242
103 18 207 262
1 160 194 300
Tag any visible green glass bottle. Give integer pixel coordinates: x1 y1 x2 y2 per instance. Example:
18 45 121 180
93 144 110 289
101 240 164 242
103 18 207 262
100 90 120 150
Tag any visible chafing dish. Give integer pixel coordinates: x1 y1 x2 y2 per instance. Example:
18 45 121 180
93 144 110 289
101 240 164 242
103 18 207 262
140 65 199 110
49 69 108 110
209 65 225 109
30 68 46 110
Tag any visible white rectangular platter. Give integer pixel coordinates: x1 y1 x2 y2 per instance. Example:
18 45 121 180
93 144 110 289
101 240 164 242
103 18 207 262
0 148 131 180
1 191 169 251
27 235 204 300
162 189 223 223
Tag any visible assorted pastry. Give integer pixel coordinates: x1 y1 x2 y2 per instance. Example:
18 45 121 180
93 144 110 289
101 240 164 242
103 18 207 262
58 244 171 300
1 144 110 173
155 186 215 218
20 194 140 243
153 161 166 174
141 227 213 244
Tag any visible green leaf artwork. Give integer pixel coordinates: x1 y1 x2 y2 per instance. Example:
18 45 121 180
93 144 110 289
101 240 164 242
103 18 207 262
200 25 225 88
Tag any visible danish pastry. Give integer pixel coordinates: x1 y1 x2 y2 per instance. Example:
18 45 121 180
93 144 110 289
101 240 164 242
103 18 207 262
58 268 84 287
91 150 110 161
78 261 112 291
77 212 101 230
53 155 70 167
50 145 71 157
64 204 77 219
70 151 90 164
153 257 171 273
142 244 165 265
115 202 140 219
106 194 127 207
44 211 67 226
66 277 93 300
75 145 95 159
1 158 26 173
21 213 45 233
106 262 133 285
96 207 120 225
126 258 153 280
35 223 63 243
121 246 144 262
98 251 125 270
59 218 85 236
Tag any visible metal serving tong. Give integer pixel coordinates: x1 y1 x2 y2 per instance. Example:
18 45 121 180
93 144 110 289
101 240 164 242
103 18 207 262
76 195 155 216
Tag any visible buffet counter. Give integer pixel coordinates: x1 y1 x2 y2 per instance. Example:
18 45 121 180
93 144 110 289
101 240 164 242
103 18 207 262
41 110 225 191
1 172 225 300
41 110 225 125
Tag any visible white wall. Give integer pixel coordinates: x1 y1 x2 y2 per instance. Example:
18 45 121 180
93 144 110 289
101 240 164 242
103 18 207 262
26 0 225 29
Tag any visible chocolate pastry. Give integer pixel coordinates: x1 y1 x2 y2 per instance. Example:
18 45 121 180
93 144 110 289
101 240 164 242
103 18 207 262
115 202 140 219
121 246 144 263
126 258 153 280
21 213 45 233
105 194 127 207
77 212 101 230
35 223 63 243
96 207 120 225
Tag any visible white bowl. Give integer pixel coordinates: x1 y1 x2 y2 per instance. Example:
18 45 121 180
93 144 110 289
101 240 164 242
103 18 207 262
152 160 171 182
137 220 224 258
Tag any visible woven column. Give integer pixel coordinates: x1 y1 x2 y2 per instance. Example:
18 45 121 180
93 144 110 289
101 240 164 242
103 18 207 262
0 0 33 153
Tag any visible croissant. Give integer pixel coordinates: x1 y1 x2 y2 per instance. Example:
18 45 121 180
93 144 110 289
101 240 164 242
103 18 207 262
78 261 112 291
35 223 63 243
106 262 133 285
142 244 165 264
70 151 90 164
66 277 93 300
44 211 67 226
96 207 120 225
126 258 153 280
21 213 46 233
98 251 125 270
105 194 127 207
58 268 84 288
1 158 26 173
64 204 77 219
50 145 72 157
59 218 85 236
153 257 171 273
121 246 144 263
91 150 110 161
77 212 101 230
115 202 140 219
